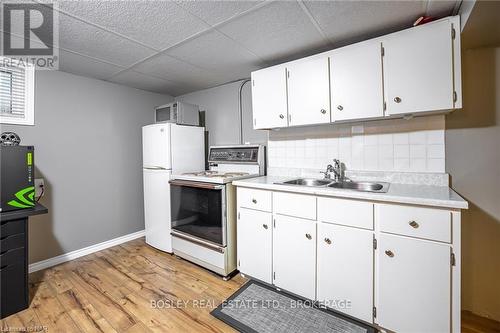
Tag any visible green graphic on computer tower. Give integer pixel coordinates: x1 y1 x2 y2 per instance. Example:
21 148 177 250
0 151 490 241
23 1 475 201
1 146 35 212
7 186 35 208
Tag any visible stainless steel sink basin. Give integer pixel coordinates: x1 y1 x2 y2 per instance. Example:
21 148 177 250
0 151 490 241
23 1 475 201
275 178 390 193
328 181 390 193
278 178 333 187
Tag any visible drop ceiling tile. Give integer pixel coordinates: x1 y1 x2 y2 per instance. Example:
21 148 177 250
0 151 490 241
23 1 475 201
165 30 263 81
217 1 328 62
134 53 225 89
175 0 263 26
58 12 155 66
58 50 125 80
109 70 179 95
59 1 210 50
303 1 426 45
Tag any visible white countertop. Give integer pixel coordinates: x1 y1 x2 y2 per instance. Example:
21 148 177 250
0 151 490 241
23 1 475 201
232 176 468 210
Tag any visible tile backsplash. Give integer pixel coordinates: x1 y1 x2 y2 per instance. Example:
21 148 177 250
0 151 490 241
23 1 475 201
267 115 446 173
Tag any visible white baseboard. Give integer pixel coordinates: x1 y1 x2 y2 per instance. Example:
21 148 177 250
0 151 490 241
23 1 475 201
28 230 145 273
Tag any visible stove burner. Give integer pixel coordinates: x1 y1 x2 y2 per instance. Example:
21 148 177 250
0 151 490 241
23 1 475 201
181 171 250 178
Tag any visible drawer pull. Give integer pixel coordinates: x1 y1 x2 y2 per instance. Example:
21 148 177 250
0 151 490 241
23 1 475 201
385 250 394 258
252 198 257 204
305 233 312 240
324 238 332 245
263 224 268 230
409 220 419 228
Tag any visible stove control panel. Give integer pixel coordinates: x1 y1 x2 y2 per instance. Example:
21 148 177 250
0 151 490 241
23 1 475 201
208 146 260 163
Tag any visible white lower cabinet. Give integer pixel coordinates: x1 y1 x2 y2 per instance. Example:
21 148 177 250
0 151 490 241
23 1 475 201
236 187 460 332
237 208 273 283
273 214 316 300
377 234 451 333
317 223 374 323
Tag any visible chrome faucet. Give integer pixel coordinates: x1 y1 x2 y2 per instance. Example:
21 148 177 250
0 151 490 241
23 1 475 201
331 159 343 182
321 159 343 182
320 164 334 179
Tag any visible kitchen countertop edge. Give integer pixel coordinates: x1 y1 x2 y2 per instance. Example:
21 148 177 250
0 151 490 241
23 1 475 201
232 176 468 210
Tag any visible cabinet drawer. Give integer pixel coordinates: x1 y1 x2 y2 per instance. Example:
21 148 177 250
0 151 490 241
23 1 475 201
0 262 28 318
0 247 25 267
318 197 373 229
378 204 451 243
273 192 316 220
237 187 272 212
0 219 25 239
0 233 25 251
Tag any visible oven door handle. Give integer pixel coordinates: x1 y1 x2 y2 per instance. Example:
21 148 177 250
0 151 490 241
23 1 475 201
171 231 225 253
169 179 225 190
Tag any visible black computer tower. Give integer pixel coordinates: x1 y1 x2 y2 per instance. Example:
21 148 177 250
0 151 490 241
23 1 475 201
0 146 35 212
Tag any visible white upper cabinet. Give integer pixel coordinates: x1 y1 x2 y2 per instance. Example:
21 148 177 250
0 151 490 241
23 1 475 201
250 16 461 129
383 19 456 115
330 40 384 121
251 65 288 129
287 56 330 126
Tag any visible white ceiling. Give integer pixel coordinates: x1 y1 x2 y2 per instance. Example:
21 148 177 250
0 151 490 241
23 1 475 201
33 0 460 96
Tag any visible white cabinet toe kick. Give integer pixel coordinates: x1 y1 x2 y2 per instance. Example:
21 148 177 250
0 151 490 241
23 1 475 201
236 187 463 333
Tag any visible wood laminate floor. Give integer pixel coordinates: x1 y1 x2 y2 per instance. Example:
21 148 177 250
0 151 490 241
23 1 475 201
1 238 498 333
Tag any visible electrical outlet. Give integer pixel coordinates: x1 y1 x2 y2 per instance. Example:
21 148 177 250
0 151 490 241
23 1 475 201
34 178 44 198
351 125 364 134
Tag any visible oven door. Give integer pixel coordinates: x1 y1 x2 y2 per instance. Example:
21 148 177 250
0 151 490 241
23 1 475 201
169 180 227 247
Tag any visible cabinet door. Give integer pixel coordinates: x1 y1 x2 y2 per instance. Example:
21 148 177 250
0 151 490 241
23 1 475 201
377 234 451 333
330 40 384 121
383 19 454 115
317 223 374 323
287 57 330 126
273 215 316 300
251 66 288 129
237 208 273 283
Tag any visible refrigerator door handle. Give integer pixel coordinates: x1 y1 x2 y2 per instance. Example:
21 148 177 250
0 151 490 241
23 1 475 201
144 166 168 170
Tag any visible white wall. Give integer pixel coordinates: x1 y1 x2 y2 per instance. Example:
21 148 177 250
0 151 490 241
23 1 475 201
446 47 500 321
0 70 173 263
176 80 267 146
267 115 446 174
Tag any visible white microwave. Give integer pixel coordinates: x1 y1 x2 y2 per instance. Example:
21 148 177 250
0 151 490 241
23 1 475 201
155 101 199 126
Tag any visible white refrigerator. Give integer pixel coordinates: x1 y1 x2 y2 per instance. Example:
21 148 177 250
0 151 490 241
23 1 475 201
142 123 204 252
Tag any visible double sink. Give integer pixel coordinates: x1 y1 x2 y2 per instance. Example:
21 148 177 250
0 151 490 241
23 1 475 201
275 178 390 193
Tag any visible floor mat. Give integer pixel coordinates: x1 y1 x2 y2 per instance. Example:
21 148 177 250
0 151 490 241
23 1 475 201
211 280 376 333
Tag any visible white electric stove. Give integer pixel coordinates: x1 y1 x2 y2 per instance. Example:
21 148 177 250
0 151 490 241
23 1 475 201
169 145 265 279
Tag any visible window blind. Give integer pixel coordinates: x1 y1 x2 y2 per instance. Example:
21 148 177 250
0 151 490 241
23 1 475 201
0 63 26 119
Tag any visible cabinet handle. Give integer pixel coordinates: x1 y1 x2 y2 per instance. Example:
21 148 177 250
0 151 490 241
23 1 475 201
337 105 343 111
305 233 312 240
263 224 268 229
320 109 327 114
252 198 257 204
279 114 284 119
394 97 402 103
409 220 419 228
324 238 331 245
385 250 394 258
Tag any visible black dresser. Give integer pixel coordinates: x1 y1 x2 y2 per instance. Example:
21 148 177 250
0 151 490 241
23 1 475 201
0 203 47 319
